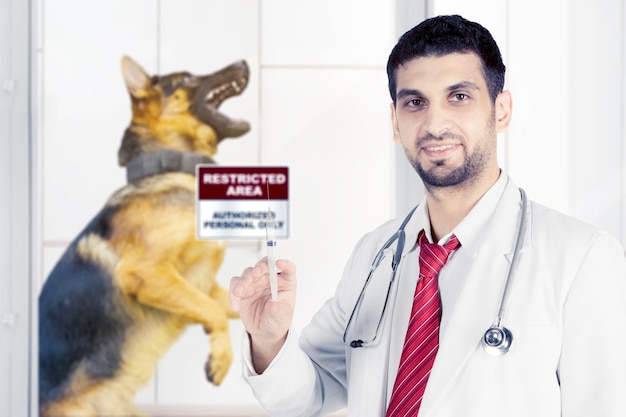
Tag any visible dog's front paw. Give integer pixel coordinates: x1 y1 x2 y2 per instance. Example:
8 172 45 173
205 332 233 385
205 355 217 383
205 353 231 385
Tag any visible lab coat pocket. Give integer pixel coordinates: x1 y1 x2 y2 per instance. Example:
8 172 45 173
503 322 561 370
345 332 392 417
480 323 561 416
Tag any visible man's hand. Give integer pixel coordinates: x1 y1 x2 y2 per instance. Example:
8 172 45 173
230 258 297 373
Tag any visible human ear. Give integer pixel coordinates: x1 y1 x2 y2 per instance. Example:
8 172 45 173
390 103 402 144
495 90 513 132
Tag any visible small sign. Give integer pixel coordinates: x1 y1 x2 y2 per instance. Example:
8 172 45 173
196 166 289 239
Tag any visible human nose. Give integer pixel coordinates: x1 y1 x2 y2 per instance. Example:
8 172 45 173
423 103 451 137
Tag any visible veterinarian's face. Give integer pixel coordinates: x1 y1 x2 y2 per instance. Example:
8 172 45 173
390 53 511 190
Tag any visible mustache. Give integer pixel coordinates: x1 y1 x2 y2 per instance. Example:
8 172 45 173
416 132 464 147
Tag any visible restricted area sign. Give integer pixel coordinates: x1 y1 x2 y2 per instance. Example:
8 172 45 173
196 166 289 239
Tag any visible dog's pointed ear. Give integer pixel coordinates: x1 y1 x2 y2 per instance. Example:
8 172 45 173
121 56 152 99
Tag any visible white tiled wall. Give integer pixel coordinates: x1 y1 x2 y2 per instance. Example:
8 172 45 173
35 0 625 412
260 0 395 67
38 0 397 409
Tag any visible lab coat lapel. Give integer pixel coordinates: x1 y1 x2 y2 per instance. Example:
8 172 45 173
417 182 525 415
383 205 426 402
347 233 423 417
386 247 421 398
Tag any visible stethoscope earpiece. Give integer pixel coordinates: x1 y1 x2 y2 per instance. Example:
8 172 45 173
481 325 513 356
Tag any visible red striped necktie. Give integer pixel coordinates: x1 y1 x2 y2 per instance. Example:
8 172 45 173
385 230 460 417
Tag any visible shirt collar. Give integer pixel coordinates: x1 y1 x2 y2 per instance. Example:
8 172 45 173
451 173 509 251
411 172 509 250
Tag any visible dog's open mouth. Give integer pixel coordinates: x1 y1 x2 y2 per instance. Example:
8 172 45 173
206 77 247 105
194 60 251 141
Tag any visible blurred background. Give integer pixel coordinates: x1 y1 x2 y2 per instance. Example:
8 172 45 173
1 0 624 416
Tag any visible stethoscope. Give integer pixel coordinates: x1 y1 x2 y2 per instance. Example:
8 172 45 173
343 188 528 357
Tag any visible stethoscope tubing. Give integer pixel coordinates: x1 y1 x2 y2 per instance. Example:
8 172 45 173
344 188 528 357
493 188 528 328
343 206 417 347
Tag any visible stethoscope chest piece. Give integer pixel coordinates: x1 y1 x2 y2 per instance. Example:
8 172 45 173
481 325 513 357
479 188 527 357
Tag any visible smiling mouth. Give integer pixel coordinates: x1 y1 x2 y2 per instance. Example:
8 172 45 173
422 142 461 156
425 144 457 152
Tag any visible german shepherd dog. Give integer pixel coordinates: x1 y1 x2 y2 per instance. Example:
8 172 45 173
39 56 249 417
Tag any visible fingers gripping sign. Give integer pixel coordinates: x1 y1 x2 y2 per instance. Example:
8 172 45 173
230 258 297 373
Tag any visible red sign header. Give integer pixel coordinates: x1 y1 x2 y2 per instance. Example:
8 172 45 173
198 166 289 200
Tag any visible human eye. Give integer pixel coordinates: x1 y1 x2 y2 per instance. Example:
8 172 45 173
451 92 468 102
405 98 426 108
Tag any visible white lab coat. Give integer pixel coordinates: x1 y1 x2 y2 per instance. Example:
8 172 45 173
244 177 626 417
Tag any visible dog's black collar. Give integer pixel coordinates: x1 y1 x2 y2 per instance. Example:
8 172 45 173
126 150 215 183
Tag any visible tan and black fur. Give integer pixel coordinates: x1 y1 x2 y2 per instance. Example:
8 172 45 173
38 56 249 417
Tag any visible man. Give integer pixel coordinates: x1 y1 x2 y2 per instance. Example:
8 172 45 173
229 15 626 417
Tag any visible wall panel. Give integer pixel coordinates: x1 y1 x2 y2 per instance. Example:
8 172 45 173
41 0 158 245
1 0 32 415
568 0 624 239
261 0 394 67
506 0 570 211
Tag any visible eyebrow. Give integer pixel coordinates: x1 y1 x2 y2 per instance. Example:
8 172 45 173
396 88 424 100
396 81 482 100
446 81 481 92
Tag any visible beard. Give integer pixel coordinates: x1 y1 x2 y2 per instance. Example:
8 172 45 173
407 117 496 190
411 142 487 188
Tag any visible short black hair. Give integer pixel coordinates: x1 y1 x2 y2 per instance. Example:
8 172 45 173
387 15 506 104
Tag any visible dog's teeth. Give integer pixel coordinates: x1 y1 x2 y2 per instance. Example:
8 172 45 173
205 78 247 106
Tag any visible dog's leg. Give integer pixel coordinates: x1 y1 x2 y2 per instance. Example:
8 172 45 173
210 284 239 319
117 263 233 385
